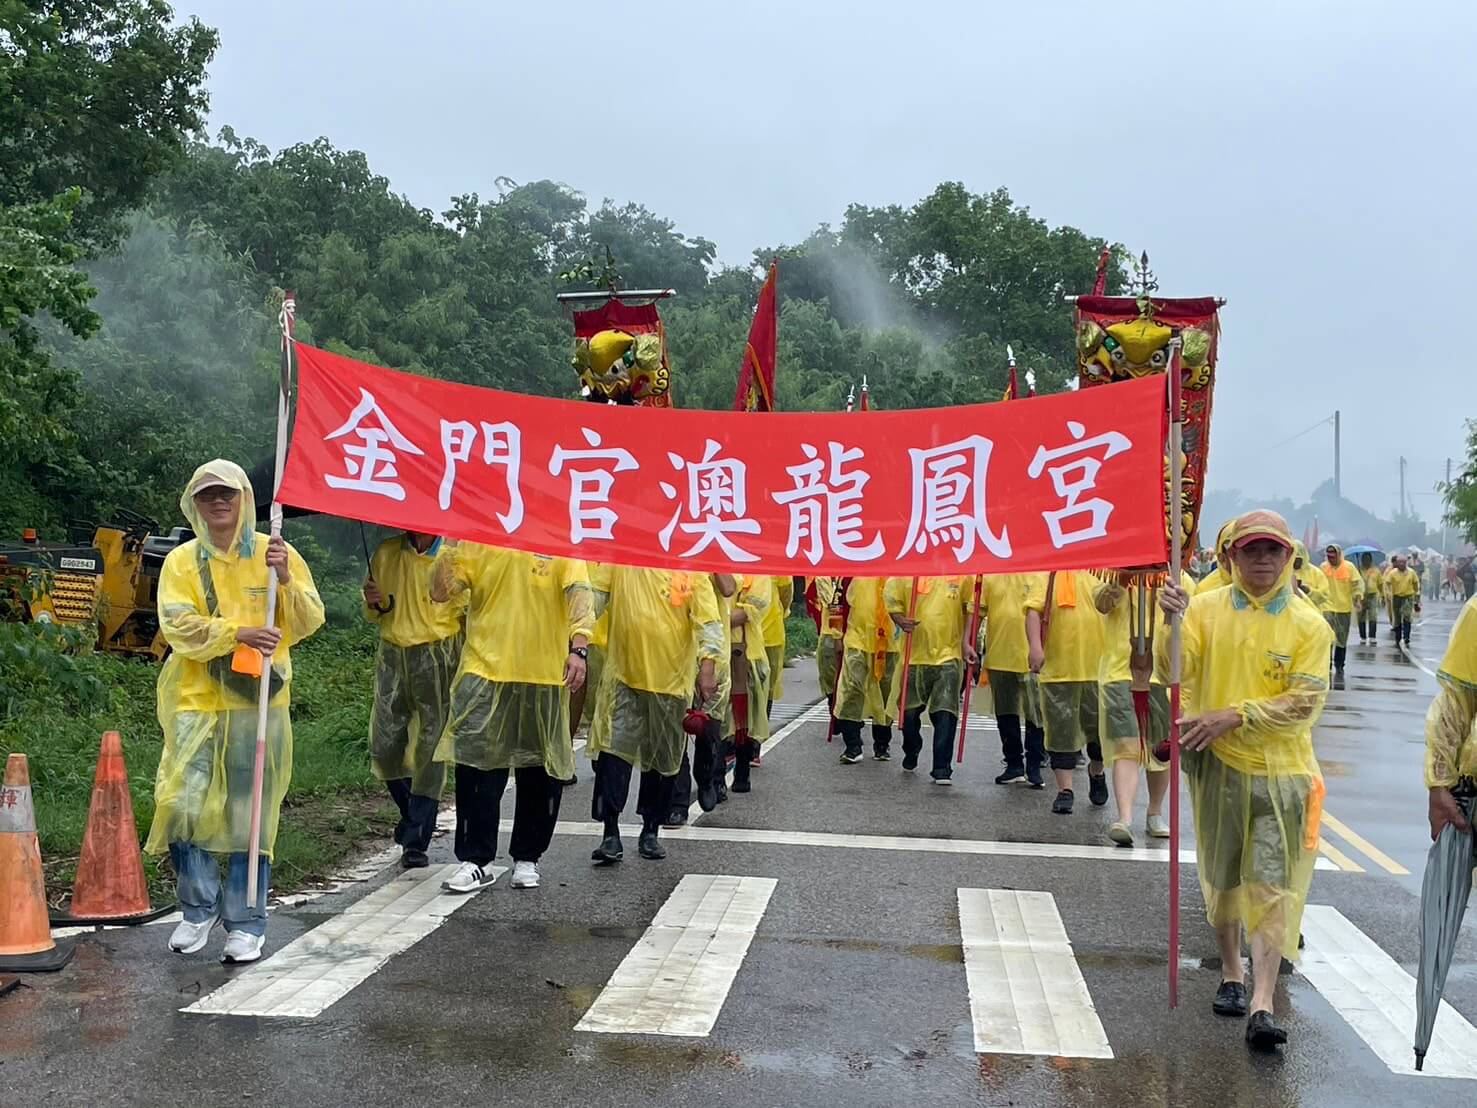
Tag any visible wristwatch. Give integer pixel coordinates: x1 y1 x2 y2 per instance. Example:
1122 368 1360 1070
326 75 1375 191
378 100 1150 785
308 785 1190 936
568 645 589 660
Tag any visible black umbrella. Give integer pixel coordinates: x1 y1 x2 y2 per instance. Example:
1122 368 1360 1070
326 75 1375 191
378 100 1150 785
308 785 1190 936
1415 788 1477 1070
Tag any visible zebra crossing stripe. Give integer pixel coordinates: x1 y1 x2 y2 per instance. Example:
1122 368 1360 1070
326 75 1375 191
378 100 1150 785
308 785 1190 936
576 874 776 1037
181 863 501 1019
958 888 1112 1059
1300 905 1477 1079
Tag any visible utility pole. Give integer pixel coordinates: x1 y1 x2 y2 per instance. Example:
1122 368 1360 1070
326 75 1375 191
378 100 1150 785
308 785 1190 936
1445 457 1452 555
1334 410 1341 499
1399 455 1407 518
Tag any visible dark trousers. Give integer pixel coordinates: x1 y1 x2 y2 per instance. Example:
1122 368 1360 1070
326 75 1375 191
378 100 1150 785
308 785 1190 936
1333 644 1347 670
454 764 563 867
997 714 1045 771
592 754 674 834
1049 740 1103 772
386 778 440 852
670 720 724 810
902 708 957 781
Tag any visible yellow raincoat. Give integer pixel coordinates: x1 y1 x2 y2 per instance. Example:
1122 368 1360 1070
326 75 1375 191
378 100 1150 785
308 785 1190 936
1094 571 1195 765
432 544 592 779
980 573 1038 721
836 577 900 725
1425 596 1477 787
588 567 724 775
1319 550 1364 613
1291 541 1330 614
812 576 845 701
886 575 974 715
1194 521 1237 596
1025 570 1106 753
146 461 324 861
1162 523 1332 958
365 535 466 796
762 575 793 701
727 573 772 741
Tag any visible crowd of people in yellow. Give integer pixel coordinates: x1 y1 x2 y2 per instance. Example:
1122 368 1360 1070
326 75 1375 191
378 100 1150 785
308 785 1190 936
141 458 1477 1058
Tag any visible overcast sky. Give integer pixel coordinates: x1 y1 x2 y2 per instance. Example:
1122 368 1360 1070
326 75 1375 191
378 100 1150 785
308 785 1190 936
182 0 1474 528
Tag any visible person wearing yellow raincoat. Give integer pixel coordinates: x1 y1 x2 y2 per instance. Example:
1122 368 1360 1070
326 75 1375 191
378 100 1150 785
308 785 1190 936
1025 571 1107 814
1195 521 1237 596
1386 553 1423 647
431 543 592 893
725 573 772 793
1356 553 1384 644
980 573 1046 789
886 575 976 785
762 574 794 713
588 567 723 863
1291 542 1330 617
668 574 737 825
1425 594 1477 842
812 576 846 725
363 532 466 869
1319 543 1364 677
834 577 900 764
148 460 324 964
1158 509 1332 1051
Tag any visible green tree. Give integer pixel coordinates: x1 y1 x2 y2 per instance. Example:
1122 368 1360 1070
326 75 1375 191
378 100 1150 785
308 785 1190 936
1443 421 1477 546
0 0 218 249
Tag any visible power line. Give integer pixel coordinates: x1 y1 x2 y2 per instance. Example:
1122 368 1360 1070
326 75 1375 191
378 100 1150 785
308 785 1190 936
1267 413 1336 451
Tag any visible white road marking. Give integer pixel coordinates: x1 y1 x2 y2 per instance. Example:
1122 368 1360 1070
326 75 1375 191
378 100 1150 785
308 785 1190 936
181 863 501 1019
958 888 1112 1058
1300 905 1477 1080
530 819 1338 869
575 873 776 1037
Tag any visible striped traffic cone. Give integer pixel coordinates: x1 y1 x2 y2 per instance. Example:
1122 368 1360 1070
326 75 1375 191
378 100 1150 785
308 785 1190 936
0 753 73 971
52 732 172 926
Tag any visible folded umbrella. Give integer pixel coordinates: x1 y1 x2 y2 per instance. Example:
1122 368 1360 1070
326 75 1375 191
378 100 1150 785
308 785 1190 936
1415 788 1477 1071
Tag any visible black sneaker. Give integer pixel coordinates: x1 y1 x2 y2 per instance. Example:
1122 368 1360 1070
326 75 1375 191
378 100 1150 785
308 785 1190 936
995 765 1026 785
591 833 624 865
1026 764 1045 789
715 782 728 805
401 848 429 869
1052 789 1075 815
873 750 891 762
1245 1010 1287 1050
1088 773 1109 807
697 780 718 813
1213 980 1248 1017
662 807 687 829
840 751 863 765
901 755 919 772
637 830 666 861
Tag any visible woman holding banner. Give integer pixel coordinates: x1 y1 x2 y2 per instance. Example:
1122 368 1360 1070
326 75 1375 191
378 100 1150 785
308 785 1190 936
886 575 975 785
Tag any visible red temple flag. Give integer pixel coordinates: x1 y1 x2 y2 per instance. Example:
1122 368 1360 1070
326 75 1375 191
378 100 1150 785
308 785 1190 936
734 262 778 412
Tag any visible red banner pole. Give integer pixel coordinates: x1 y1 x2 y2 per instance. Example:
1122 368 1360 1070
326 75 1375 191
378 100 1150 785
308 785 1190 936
1167 337 1185 1011
825 582 849 744
956 575 984 762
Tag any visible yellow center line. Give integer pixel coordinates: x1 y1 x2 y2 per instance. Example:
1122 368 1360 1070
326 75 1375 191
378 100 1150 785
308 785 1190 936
1321 811 1411 876
1317 837 1366 874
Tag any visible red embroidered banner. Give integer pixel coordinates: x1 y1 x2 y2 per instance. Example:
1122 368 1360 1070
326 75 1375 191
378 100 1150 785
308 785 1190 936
278 344 1169 575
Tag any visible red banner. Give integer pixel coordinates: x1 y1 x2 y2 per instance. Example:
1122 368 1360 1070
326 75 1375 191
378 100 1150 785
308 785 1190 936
278 344 1169 575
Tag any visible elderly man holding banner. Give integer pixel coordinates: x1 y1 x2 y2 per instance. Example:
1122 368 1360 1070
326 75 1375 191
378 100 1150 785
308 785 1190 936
1160 509 1332 1051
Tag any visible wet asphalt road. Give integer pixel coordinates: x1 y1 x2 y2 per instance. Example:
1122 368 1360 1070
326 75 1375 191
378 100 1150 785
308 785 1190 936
2 599 1472 1107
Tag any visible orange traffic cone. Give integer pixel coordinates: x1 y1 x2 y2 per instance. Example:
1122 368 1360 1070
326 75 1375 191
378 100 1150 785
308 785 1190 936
52 732 172 926
0 753 73 971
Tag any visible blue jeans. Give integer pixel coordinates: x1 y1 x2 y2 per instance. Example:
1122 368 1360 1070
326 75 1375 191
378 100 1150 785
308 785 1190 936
170 842 270 937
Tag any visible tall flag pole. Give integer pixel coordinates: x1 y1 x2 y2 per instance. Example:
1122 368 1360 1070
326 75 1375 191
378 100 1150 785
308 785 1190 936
1167 336 1186 1010
845 384 855 413
733 262 779 412
246 292 295 907
1005 344 1019 401
1092 247 1111 296
859 375 870 412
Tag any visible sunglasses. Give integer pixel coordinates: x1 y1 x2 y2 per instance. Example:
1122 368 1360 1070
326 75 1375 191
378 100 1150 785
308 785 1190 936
193 486 240 504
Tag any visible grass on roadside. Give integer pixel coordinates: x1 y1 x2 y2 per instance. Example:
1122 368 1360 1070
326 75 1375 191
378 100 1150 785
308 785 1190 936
0 620 396 905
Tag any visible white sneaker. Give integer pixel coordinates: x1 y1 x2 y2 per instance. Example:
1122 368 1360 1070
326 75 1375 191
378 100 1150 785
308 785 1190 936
442 861 498 893
510 861 540 889
1146 814 1171 839
220 930 265 964
932 777 953 787
168 912 219 954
